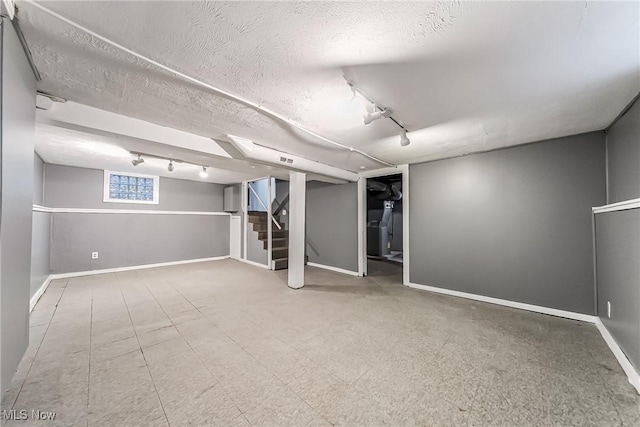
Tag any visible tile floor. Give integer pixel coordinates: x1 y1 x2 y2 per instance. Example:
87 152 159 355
1 259 638 426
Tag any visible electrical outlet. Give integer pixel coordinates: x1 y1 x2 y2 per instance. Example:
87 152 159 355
91 252 99 260
282 209 287 216
607 301 611 318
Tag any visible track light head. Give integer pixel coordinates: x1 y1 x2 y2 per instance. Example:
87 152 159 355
131 154 144 166
363 106 392 125
399 129 410 147
168 160 174 172
199 166 208 178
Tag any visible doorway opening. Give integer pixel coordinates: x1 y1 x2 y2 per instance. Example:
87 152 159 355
366 173 403 282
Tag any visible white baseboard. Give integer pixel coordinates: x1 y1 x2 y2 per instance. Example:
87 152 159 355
406 282 598 323
595 319 640 394
307 262 360 277
50 256 230 279
236 258 271 270
30 275 53 313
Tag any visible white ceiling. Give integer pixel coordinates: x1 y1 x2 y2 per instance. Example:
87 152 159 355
18 1 640 174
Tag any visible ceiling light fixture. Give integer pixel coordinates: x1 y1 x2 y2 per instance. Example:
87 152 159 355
131 154 144 166
400 129 411 147
348 81 411 147
130 151 210 178
363 104 392 125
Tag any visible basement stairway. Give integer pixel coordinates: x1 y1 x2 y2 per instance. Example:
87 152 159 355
248 211 289 270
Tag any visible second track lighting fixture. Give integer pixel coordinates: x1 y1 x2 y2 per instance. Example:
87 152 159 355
131 154 144 166
130 151 210 179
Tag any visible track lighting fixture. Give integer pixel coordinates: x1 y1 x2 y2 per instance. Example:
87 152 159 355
348 81 410 148
131 154 144 166
130 151 210 177
399 129 410 147
363 105 392 125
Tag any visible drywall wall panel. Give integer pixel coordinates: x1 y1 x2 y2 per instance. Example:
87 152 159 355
33 154 44 206
607 98 640 203
410 132 606 314
596 208 640 371
306 181 358 272
31 154 50 298
30 212 51 298
1 20 36 396
44 164 224 211
50 213 229 273
247 228 268 266
275 179 289 230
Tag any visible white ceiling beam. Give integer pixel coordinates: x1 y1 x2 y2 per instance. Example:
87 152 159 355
37 101 231 159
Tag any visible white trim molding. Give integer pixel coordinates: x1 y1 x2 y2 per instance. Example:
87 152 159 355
33 205 55 213
406 282 598 323
593 198 640 214
50 256 230 279
307 262 360 277
30 275 53 312
33 205 230 216
595 319 640 394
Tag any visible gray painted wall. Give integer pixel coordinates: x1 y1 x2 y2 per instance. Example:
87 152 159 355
410 132 606 314
607 98 640 203
33 154 44 205
50 213 229 273
275 179 289 230
30 212 51 298
44 164 224 211
595 208 640 371
1 20 36 396
31 154 51 298
306 181 358 272
42 164 229 274
247 228 268 265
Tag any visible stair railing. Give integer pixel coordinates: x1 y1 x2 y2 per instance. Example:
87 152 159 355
273 193 289 217
248 184 282 230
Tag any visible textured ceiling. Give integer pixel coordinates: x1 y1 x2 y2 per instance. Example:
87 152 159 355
18 1 640 173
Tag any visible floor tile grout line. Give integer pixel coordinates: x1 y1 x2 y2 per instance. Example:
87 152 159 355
8 279 69 411
116 271 172 427
139 274 248 423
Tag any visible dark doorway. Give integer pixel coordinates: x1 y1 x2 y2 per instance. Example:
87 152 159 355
366 173 403 280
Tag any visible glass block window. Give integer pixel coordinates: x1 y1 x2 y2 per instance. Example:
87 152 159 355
103 171 159 204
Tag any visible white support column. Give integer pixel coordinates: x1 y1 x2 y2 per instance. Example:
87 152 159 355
242 181 248 260
357 177 366 277
267 177 273 270
288 171 306 289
